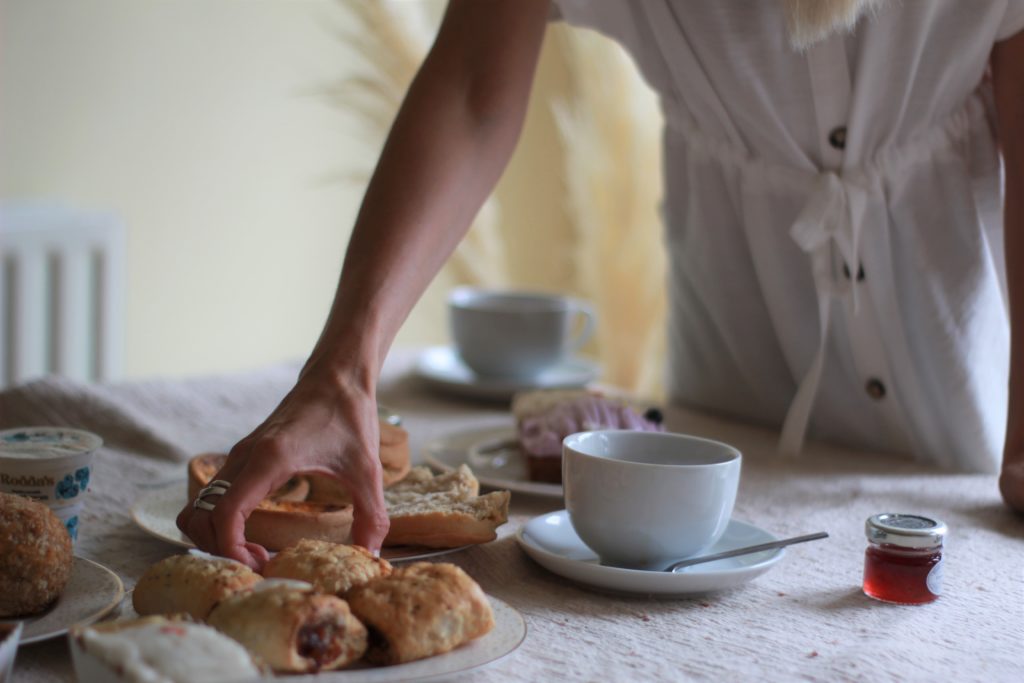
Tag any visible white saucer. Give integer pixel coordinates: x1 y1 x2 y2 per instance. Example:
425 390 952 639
131 485 474 563
415 346 600 401
424 425 562 499
1 557 124 644
517 511 785 597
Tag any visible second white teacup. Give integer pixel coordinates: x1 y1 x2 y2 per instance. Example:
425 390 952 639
563 430 742 570
449 287 595 379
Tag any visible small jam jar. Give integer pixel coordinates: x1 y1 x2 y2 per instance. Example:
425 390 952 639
863 513 947 605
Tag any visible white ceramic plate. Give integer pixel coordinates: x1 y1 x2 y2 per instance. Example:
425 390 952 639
415 346 600 402
74 595 524 683
0 557 124 645
517 510 785 597
131 486 473 563
423 425 562 499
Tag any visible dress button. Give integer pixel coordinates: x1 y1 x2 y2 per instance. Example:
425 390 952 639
842 263 866 281
829 126 847 150
866 378 886 400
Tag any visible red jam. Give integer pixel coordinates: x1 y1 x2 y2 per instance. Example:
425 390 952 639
863 543 943 604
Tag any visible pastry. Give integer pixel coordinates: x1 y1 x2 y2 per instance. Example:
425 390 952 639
346 562 495 665
207 581 367 673
262 539 392 596
187 454 355 551
384 466 510 548
0 492 73 617
512 389 665 483
132 552 263 620
70 615 261 683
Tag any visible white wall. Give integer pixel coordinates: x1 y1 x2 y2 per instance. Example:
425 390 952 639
0 0 579 381
1 0 370 378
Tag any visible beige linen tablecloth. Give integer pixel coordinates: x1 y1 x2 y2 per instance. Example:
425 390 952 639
2 349 1022 682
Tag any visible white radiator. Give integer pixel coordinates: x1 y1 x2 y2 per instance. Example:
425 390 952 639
0 205 125 388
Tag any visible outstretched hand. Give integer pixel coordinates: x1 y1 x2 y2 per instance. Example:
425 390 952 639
176 372 390 570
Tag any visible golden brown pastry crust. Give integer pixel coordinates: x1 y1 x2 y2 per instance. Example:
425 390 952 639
346 562 495 665
263 540 392 597
385 491 510 548
207 583 367 673
0 492 73 617
132 554 262 620
187 454 355 551
383 467 509 548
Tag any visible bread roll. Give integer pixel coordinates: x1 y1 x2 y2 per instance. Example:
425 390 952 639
384 466 510 548
132 553 262 620
346 562 494 665
207 581 367 673
263 540 392 597
0 492 73 617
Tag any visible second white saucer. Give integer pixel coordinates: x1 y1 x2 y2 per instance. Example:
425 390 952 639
415 346 600 402
517 510 785 597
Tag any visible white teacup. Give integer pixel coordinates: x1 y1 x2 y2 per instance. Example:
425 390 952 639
449 287 595 379
563 431 741 570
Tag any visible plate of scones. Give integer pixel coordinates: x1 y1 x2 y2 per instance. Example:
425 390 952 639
71 546 526 681
424 389 665 498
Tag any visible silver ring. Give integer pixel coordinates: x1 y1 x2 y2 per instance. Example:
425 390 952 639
193 479 232 511
198 485 229 498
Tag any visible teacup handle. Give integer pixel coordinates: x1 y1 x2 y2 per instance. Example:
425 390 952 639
568 301 596 352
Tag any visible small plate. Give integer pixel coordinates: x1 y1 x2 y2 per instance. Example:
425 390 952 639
517 510 785 597
1 557 124 645
131 486 473 563
415 346 600 402
424 425 562 499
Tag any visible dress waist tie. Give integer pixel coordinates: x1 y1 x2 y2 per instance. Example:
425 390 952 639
779 171 870 456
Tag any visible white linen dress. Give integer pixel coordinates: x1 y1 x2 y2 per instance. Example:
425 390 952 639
551 0 1024 472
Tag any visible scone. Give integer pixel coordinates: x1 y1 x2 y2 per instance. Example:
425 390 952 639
0 492 73 617
346 562 495 665
208 581 367 673
262 540 392 597
384 466 510 548
133 553 263 620
70 616 261 683
513 389 664 483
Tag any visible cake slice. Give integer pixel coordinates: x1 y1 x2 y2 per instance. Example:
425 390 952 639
513 389 665 483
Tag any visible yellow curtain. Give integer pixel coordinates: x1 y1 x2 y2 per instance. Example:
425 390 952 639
335 2 667 398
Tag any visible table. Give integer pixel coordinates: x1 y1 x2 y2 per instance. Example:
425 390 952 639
2 349 1022 682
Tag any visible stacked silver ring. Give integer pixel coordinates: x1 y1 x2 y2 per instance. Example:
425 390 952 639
193 479 232 511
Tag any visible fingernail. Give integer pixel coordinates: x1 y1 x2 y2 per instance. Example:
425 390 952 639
372 549 381 559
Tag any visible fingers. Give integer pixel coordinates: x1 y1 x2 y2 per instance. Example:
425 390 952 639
345 456 391 553
177 439 287 570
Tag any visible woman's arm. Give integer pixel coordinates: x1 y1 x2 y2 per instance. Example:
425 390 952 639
993 28 1024 512
177 0 552 567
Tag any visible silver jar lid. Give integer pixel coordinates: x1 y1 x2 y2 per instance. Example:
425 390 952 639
866 513 947 549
